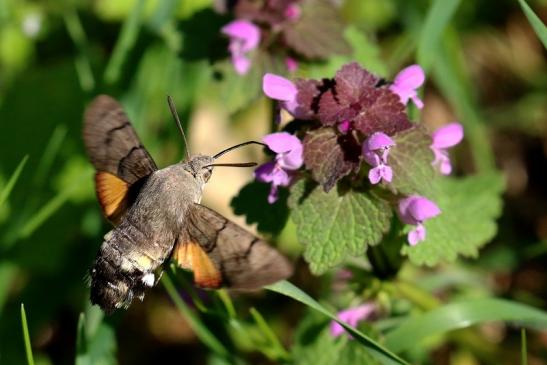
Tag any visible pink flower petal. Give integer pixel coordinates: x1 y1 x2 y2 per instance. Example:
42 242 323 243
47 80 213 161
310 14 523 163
330 304 376 338
365 132 395 151
267 185 279 204
262 132 302 154
363 151 380 167
263 73 297 101
278 146 303 170
254 161 276 183
285 57 298 72
407 197 441 222
284 3 301 21
232 54 251 75
382 165 393 182
431 122 464 149
408 224 426 246
368 166 382 184
398 195 440 225
393 64 425 91
221 20 260 52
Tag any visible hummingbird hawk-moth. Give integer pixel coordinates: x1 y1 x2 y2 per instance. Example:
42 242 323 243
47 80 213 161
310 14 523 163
83 95 292 313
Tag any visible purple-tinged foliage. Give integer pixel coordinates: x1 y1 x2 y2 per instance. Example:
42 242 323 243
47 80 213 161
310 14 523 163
389 64 425 109
255 132 303 203
431 122 464 175
398 195 441 245
330 303 376 338
303 128 360 192
318 63 412 135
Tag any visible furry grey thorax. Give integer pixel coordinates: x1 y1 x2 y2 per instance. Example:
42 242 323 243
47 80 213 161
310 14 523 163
90 155 214 313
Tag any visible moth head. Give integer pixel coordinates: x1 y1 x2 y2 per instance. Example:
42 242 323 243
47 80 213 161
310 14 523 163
188 155 215 183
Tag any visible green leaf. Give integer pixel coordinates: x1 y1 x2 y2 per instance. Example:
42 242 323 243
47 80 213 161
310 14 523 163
0 155 28 208
20 303 34 365
231 181 289 235
385 298 547 353
417 0 462 70
402 173 504 266
267 281 408 365
388 126 436 196
76 311 117 365
289 180 392 274
518 0 547 49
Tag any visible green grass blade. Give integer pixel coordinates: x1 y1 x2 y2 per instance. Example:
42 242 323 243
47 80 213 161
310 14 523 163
0 155 28 208
33 125 67 186
385 298 547 353
20 303 35 365
161 272 229 358
104 0 146 84
417 0 462 70
518 0 547 49
266 281 409 365
76 313 88 365
521 328 527 365
249 307 290 360
433 31 496 172
64 9 95 91
0 263 17 313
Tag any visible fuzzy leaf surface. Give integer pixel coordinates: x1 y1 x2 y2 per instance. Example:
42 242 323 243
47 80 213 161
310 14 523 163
388 126 436 195
289 180 392 274
402 173 505 265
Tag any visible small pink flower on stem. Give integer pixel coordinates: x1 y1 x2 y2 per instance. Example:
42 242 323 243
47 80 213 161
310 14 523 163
389 64 425 109
285 57 299 72
284 3 302 21
362 132 395 184
330 303 376 338
431 122 463 175
398 196 441 246
255 132 303 203
221 20 260 75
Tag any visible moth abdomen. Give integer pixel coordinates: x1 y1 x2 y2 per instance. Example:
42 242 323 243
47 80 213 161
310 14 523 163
90 241 157 313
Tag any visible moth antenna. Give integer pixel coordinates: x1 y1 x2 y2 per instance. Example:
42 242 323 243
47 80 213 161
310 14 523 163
167 95 191 161
204 162 257 168
213 141 266 160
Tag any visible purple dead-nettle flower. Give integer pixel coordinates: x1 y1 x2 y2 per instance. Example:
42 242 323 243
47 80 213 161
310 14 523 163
262 73 306 120
221 20 260 75
389 64 425 109
330 303 376 338
431 122 464 175
362 132 395 184
398 195 441 246
255 132 303 203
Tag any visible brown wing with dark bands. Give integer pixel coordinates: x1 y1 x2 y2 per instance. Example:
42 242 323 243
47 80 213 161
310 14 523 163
83 95 157 223
83 95 157 184
173 204 293 290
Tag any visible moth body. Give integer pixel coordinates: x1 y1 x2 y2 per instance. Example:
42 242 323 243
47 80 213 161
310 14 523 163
90 157 214 312
84 95 292 313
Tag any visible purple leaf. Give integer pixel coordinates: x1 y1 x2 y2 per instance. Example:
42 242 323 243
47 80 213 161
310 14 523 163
303 127 360 191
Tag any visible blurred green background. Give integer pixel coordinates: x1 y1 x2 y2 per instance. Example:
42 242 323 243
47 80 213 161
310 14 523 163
0 0 546 364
